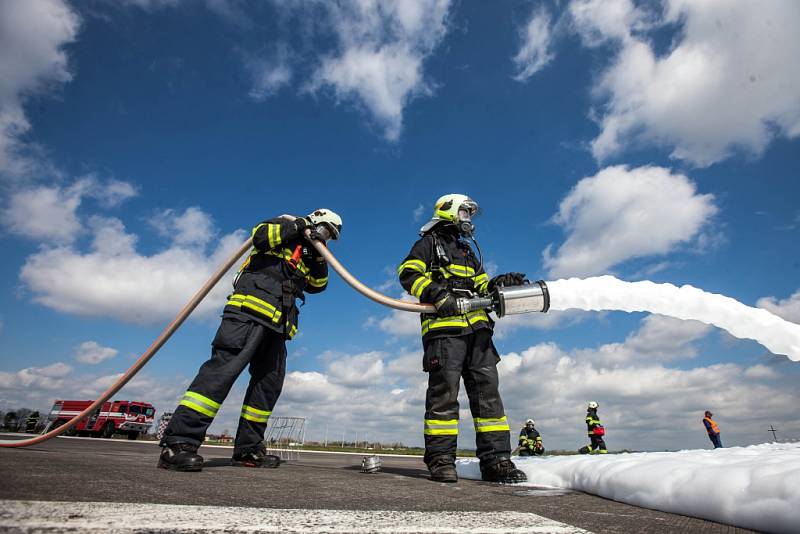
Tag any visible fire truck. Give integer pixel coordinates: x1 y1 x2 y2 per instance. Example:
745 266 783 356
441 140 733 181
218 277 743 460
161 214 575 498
48 400 156 440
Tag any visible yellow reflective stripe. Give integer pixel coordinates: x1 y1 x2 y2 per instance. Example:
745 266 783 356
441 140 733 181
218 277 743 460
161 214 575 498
184 391 221 409
410 274 432 298
267 223 282 249
287 324 298 339
241 405 271 423
179 399 215 417
306 275 328 288
424 419 458 436
179 391 220 418
421 317 467 335
474 415 510 433
420 309 489 335
466 310 489 324
243 405 271 416
226 294 283 323
398 259 426 275
443 264 475 277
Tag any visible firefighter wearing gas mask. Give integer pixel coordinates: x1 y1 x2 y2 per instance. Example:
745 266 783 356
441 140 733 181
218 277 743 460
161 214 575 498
159 210 342 472
398 194 527 483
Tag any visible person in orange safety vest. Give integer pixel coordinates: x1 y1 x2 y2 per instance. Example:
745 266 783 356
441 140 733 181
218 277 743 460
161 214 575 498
703 410 723 448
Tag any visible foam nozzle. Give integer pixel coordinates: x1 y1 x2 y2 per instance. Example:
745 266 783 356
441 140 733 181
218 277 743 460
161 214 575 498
494 280 550 316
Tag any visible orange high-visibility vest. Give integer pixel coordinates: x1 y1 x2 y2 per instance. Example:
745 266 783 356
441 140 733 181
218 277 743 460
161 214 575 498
704 417 720 434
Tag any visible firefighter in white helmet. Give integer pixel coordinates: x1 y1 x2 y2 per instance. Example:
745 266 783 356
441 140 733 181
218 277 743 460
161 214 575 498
518 419 544 456
159 210 342 471
579 401 607 454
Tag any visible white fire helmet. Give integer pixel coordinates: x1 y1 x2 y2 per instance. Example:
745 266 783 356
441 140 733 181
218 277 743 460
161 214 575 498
525 419 535 426
588 401 599 410
307 209 343 240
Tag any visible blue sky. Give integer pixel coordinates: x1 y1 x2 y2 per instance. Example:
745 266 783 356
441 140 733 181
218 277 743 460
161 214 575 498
1 0 799 451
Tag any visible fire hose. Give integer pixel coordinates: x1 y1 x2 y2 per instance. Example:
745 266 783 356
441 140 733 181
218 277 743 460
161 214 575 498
0 232 548 448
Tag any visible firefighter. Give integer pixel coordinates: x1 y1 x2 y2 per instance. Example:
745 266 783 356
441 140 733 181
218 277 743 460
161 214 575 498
703 410 723 448
25 411 40 433
578 401 607 454
398 193 527 483
158 210 342 472
518 419 544 456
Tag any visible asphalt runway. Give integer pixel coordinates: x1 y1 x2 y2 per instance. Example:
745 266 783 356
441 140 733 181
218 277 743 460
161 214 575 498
0 434 757 533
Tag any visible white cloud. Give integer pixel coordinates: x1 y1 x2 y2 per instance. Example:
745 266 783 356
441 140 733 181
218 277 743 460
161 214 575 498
571 0 800 166
757 290 800 324
543 165 717 278
150 206 216 247
19 211 247 325
412 203 425 222
245 46 292 101
512 5 555 81
0 0 79 178
0 362 72 392
2 182 84 242
2 177 137 243
74 341 118 365
368 292 423 338
326 351 386 387
307 0 453 141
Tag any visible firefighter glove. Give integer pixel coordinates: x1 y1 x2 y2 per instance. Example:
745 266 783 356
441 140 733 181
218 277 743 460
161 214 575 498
488 272 526 292
434 293 460 317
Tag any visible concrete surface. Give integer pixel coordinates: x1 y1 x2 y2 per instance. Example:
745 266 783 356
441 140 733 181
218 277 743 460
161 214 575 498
0 435 758 533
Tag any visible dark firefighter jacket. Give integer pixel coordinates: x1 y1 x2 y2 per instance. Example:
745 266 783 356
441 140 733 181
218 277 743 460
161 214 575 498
586 409 603 436
519 427 543 450
398 227 491 340
223 217 328 339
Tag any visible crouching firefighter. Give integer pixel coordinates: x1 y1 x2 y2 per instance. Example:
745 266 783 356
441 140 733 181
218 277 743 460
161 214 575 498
518 419 544 456
158 210 342 471
398 193 527 484
578 401 607 454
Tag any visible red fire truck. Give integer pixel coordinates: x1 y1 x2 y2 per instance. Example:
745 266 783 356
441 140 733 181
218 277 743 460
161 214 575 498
48 400 156 440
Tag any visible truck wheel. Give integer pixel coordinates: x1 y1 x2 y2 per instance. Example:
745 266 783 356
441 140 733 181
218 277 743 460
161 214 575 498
100 422 115 439
127 431 140 440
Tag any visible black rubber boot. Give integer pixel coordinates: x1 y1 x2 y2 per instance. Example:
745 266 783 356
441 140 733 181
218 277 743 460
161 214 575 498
231 448 281 468
578 446 590 454
158 443 203 472
480 459 527 483
428 457 458 483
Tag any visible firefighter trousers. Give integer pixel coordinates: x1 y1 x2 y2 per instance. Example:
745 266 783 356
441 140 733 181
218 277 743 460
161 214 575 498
161 315 286 454
422 329 511 468
589 436 608 453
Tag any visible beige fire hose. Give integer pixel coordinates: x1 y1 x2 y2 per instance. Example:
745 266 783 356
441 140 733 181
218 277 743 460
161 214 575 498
0 232 432 448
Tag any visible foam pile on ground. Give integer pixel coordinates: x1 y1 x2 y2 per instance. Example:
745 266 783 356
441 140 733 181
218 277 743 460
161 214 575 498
456 442 800 533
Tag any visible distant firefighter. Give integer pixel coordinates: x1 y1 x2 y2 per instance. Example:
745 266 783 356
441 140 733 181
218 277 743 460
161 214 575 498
25 411 40 433
578 401 607 454
703 410 723 449
518 419 544 456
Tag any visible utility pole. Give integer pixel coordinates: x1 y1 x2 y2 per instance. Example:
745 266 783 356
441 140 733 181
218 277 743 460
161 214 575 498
341 430 345 448
323 424 328 447
768 425 779 442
